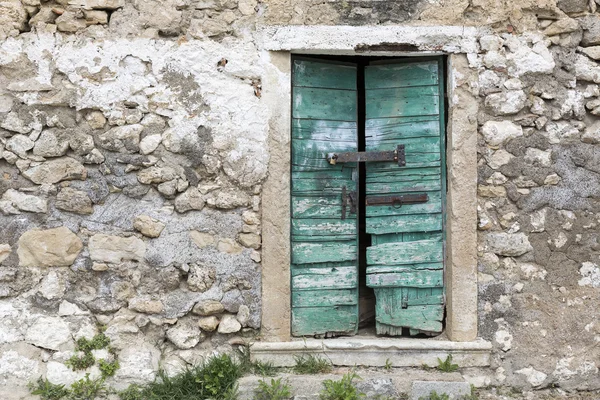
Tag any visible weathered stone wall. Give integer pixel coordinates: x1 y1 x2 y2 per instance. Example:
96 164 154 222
1 0 600 397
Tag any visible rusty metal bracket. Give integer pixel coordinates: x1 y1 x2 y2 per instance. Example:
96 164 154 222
326 144 406 167
365 193 429 208
341 186 357 220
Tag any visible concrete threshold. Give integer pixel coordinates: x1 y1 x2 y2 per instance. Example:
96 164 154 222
250 337 492 368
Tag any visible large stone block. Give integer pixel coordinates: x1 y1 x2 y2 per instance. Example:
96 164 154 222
22 157 87 185
17 227 83 267
411 381 471 400
88 234 146 263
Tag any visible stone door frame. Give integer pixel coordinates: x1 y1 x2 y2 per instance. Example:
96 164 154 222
259 25 481 342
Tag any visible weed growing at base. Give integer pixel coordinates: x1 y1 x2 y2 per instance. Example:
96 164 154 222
319 371 365 400
254 377 292 400
293 354 332 374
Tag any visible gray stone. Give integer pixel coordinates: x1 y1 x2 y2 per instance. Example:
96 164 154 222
581 46 600 60
88 234 146 264
128 297 164 314
0 189 47 213
575 53 600 83
217 314 241 334
166 319 203 349
197 316 219 332
411 381 471 400
133 215 165 238
236 304 250 327
582 120 600 143
97 124 143 153
238 233 261 249
0 244 11 264
581 15 600 46
5 135 34 158
17 227 83 267
524 148 552 167
56 12 87 32
174 188 205 213
485 90 527 115
192 300 224 316
480 120 523 146
56 187 94 214
557 0 588 14
484 232 533 256
187 264 216 292
33 130 70 157
25 317 71 351
22 157 87 185
137 166 178 185
139 134 162 155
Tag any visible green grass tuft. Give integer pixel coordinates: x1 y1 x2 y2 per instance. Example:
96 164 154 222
28 378 70 400
293 354 332 374
319 371 364 400
436 355 459 373
254 377 292 400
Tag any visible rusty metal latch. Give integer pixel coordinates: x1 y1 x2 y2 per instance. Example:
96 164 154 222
326 144 406 167
365 193 429 208
341 186 357 220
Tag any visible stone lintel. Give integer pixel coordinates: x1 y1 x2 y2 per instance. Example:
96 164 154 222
257 25 485 54
251 338 492 368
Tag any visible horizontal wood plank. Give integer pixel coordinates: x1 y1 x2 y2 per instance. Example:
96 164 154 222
291 265 358 290
293 87 357 121
365 191 442 217
365 116 440 140
366 213 442 234
375 305 443 332
292 289 357 307
366 269 443 288
367 262 443 274
367 239 443 265
292 242 357 264
292 305 357 336
293 60 357 90
292 195 343 218
365 62 439 89
292 218 357 237
366 86 439 119
366 177 441 194
292 119 357 142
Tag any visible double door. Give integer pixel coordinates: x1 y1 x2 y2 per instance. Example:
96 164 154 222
290 56 446 337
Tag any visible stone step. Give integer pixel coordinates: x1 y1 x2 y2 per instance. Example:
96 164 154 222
238 370 468 400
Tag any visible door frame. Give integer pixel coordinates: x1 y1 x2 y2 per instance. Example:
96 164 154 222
259 25 479 342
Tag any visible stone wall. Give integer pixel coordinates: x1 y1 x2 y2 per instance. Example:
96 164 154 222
1 0 600 397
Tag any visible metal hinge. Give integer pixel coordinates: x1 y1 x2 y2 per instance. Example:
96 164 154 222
326 144 406 167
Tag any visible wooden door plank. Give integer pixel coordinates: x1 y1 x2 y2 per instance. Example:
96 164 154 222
293 60 357 90
367 239 443 265
292 195 343 219
292 306 358 336
293 87 357 121
291 265 358 290
366 269 443 288
366 116 440 139
366 213 442 235
366 191 442 217
365 86 439 118
292 241 357 264
365 62 439 89
292 218 357 237
292 119 357 141
366 178 441 194
292 289 357 307
375 305 444 332
367 262 443 274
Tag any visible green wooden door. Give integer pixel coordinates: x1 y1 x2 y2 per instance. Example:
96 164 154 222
364 59 446 336
290 58 359 336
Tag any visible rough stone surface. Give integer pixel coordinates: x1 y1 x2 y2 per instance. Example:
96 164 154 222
166 319 203 349
88 234 146 263
55 187 94 214
411 381 471 400
217 314 242 334
133 215 165 238
25 317 71 351
484 233 533 257
22 158 87 185
17 227 83 267
480 121 524 146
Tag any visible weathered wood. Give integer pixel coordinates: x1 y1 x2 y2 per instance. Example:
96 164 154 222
292 195 344 218
366 116 440 139
293 87 357 121
366 269 443 288
365 135 441 153
376 305 444 332
367 239 443 265
292 218 357 237
292 289 357 307
292 305 358 336
367 262 443 274
366 213 442 235
293 59 357 90
291 58 359 336
365 62 439 89
366 177 441 194
366 86 439 119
